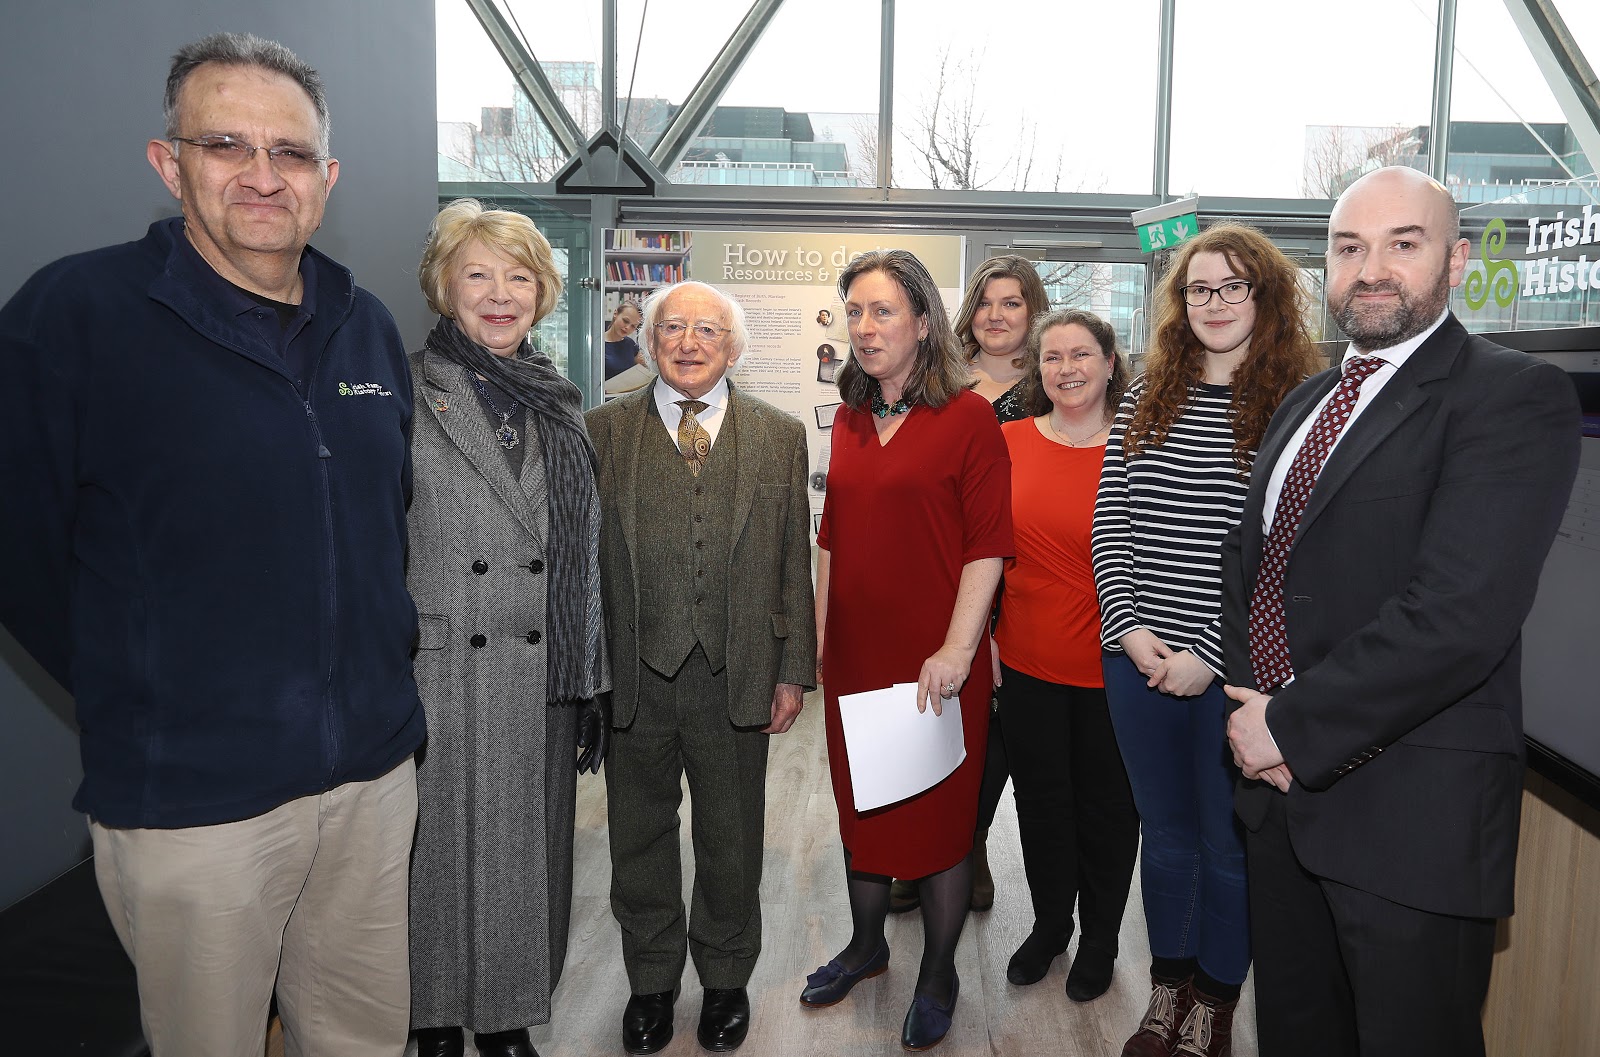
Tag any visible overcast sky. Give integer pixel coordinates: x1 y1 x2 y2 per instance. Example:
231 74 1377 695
436 0 1600 199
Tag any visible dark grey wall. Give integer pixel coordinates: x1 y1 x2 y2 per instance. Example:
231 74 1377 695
0 0 438 910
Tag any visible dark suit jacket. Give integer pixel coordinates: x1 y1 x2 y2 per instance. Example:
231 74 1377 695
1221 314 1579 918
586 381 816 728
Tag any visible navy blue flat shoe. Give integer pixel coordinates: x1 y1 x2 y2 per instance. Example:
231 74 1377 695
799 943 890 1008
900 974 959 1051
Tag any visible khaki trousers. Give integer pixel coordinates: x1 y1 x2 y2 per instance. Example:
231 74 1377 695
90 757 418 1057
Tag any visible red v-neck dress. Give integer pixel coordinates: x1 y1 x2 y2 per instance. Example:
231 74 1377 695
817 389 1013 877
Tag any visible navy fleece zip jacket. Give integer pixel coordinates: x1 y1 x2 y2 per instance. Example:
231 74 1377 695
0 218 424 828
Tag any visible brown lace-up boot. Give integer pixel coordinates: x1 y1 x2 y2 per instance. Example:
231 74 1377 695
1171 984 1237 1057
1119 973 1194 1057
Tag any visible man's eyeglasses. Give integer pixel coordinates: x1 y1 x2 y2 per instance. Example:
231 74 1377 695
653 320 730 342
171 135 327 174
1181 281 1253 307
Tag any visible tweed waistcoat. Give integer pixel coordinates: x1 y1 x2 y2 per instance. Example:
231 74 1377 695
635 401 738 676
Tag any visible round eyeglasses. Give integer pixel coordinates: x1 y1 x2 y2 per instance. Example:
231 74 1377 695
1181 281 1253 307
653 320 730 342
171 135 327 174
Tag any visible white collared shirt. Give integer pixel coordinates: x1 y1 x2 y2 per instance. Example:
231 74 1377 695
1261 309 1449 533
653 375 731 452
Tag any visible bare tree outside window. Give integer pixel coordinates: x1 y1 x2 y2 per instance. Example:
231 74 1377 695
901 47 1064 192
1302 124 1423 199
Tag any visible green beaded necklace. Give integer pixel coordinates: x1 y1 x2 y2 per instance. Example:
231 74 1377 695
870 382 912 418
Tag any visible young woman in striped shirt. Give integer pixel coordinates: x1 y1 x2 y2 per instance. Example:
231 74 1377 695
1092 224 1318 1057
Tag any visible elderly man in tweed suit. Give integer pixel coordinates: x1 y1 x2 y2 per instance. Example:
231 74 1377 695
586 280 815 1056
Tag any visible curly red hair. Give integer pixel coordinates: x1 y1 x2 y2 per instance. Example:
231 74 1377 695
1125 223 1319 474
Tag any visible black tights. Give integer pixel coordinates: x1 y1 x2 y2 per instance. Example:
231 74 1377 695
839 847 971 1002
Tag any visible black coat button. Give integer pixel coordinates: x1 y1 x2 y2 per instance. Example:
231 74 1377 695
526 559 544 574
526 630 542 645
472 560 488 574
470 634 487 648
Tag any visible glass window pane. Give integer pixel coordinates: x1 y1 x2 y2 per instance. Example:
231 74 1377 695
435 0 602 182
1168 1 1433 199
702 0 880 187
1034 262 1148 358
1550 1 1600 95
1451 0 1599 334
892 8 1158 193
615 0 752 151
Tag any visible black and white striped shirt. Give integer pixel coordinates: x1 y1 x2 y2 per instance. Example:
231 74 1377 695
1091 379 1250 676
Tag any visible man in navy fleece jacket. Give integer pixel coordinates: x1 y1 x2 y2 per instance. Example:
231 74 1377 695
0 33 424 1057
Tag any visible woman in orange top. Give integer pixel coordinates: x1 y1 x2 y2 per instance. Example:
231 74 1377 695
993 309 1138 1004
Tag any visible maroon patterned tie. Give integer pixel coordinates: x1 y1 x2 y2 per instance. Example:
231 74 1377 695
1248 356 1386 691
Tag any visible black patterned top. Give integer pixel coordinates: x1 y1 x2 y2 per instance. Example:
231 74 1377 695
992 380 1029 424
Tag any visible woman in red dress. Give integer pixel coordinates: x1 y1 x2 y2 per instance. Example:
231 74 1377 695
801 250 1012 1051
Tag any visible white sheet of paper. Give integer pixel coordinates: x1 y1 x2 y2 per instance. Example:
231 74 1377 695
836 682 967 812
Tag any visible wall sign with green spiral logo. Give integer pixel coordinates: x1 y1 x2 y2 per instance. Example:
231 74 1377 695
1464 218 1518 310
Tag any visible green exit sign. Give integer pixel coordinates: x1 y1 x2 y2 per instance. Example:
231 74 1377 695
1132 197 1201 253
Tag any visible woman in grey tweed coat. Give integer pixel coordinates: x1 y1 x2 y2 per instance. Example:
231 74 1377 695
406 199 610 1057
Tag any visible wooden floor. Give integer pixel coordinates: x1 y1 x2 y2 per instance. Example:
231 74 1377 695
495 689 1259 1057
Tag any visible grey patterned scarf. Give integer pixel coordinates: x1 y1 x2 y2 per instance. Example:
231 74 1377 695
425 317 605 704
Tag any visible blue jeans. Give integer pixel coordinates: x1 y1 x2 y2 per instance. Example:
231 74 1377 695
1103 651 1250 986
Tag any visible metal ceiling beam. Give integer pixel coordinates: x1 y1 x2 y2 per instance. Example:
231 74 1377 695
877 0 895 189
1151 0 1176 198
649 0 787 172
1501 0 1600 180
1428 0 1458 181
602 0 618 130
463 0 585 159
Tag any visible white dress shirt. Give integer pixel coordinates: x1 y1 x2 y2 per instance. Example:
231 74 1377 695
1261 309 1449 533
653 375 731 452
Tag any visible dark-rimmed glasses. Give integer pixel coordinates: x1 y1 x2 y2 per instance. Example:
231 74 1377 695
1181 281 1253 307
170 135 327 174
653 320 730 342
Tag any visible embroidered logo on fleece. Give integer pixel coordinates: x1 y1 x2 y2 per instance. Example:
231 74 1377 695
337 381 393 397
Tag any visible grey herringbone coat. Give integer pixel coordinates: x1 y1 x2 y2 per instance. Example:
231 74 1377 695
405 348 589 1032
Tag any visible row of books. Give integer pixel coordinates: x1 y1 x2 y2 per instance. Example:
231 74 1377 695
608 229 687 251
605 261 684 284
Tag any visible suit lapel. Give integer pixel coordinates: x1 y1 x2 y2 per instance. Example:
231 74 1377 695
419 349 545 542
1293 317 1464 546
612 387 655 581
728 384 760 544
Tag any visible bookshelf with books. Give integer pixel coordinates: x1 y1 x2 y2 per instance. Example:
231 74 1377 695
603 229 691 298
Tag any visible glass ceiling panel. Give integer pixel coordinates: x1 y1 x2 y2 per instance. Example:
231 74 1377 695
712 0 880 187
435 0 602 181
1168 0 1434 199
1550 1 1600 122
890 4 1159 194
614 0 751 152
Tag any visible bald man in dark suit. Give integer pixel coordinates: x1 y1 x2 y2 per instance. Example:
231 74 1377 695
1222 167 1580 1057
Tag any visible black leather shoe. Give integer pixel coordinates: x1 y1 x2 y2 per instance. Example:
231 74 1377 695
622 989 677 1055
473 1027 538 1057
414 1026 465 1057
799 942 890 1007
697 986 751 1052
1064 943 1115 1002
1006 929 1069 985
901 974 959 1051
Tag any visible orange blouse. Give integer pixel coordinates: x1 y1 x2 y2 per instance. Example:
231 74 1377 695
994 418 1106 688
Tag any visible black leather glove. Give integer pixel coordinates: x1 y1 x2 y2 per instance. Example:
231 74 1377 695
576 692 612 774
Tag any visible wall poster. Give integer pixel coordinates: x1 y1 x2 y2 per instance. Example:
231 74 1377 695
601 228 966 539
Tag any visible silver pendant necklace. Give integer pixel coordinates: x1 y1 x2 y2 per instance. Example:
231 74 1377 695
470 376 520 450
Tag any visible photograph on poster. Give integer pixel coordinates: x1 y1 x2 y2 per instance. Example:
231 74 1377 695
602 227 964 538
